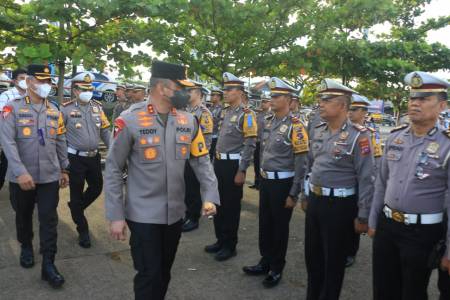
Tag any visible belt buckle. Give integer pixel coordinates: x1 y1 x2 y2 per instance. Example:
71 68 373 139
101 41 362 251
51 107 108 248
261 170 267 179
391 210 405 223
312 185 322 196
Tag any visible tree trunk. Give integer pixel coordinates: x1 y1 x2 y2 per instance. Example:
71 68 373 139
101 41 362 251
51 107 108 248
72 64 77 77
57 61 65 103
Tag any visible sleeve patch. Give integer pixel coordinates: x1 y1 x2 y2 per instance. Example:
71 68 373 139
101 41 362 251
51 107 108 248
292 123 309 154
359 137 371 155
190 127 209 157
200 111 213 134
100 110 111 129
113 117 126 139
243 111 257 138
2 105 12 119
57 112 66 135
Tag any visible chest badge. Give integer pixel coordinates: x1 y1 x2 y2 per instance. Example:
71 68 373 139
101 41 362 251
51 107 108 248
426 142 439 155
279 124 288 133
339 131 349 140
393 138 404 145
75 123 82 129
230 115 237 122
92 106 99 113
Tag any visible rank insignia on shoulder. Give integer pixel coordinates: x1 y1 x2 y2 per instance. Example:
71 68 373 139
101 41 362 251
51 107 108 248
391 123 408 133
315 122 326 128
353 123 367 132
62 100 75 107
443 129 450 139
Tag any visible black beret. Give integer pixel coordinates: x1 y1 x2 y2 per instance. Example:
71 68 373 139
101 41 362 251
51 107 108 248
151 60 194 87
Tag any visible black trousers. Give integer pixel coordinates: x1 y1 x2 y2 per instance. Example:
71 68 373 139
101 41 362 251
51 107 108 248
209 137 217 161
305 193 358 300
68 153 103 234
372 214 444 300
438 268 449 300
346 197 361 258
253 142 261 186
0 150 7 190
9 181 60 256
259 177 294 273
127 220 182 300
213 159 243 250
183 163 202 222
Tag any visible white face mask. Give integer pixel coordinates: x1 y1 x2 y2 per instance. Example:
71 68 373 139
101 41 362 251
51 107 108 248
17 80 27 90
31 83 52 99
79 91 93 103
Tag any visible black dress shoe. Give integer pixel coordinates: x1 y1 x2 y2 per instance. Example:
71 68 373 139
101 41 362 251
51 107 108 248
262 271 282 288
214 248 237 261
243 263 269 276
78 232 91 249
204 242 222 253
345 256 355 268
41 258 65 288
20 246 35 269
182 219 199 232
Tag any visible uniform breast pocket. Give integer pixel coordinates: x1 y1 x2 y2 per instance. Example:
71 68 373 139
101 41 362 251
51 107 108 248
137 134 162 164
386 150 402 161
175 132 191 160
17 123 36 139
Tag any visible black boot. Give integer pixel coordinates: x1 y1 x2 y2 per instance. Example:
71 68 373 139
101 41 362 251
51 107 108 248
182 219 199 232
204 242 222 253
20 244 35 269
41 256 65 288
78 232 91 249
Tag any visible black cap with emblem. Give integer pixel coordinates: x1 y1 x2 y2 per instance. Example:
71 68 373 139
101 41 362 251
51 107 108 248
27 64 51 81
150 60 194 87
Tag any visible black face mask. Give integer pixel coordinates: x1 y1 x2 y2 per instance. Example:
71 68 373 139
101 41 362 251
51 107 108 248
168 90 190 109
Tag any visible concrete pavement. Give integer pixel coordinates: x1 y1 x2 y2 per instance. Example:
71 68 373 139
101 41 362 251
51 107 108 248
0 170 440 300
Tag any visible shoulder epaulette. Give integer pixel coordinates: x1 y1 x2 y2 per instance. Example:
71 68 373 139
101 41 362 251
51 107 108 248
49 100 60 110
264 113 274 121
390 123 408 133
315 122 327 128
92 100 103 106
352 123 367 132
243 106 252 114
61 100 75 107
291 115 300 124
443 128 450 139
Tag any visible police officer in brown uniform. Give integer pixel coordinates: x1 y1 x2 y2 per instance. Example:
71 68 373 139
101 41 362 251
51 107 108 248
112 83 130 122
344 94 383 267
303 79 375 300
243 77 309 287
205 72 257 261
61 72 111 248
105 61 219 300
132 84 147 104
249 93 272 190
0 64 69 288
182 80 214 232
369 71 450 300
209 87 223 159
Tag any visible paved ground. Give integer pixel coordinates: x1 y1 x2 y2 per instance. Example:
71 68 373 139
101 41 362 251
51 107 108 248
0 167 440 300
